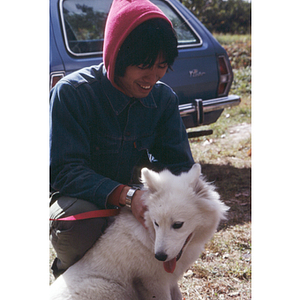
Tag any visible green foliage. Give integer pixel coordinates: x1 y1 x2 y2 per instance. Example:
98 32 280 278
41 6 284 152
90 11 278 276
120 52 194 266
213 34 251 96
180 0 251 34
231 67 251 96
215 34 251 69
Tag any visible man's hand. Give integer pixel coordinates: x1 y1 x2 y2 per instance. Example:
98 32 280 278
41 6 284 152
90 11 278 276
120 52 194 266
119 187 148 228
131 190 147 228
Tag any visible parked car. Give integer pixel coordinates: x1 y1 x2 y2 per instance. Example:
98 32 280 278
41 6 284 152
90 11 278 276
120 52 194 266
50 0 240 136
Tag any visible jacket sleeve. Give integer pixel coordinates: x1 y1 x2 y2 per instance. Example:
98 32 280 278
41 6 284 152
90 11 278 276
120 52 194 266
49 81 120 208
150 91 195 175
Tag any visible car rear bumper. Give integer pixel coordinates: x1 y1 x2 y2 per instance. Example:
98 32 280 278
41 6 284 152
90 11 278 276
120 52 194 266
179 94 241 128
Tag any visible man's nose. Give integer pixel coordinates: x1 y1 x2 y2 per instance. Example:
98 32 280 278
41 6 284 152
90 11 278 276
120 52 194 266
144 67 161 83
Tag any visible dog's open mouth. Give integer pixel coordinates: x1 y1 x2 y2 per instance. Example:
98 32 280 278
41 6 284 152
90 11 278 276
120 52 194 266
163 232 193 274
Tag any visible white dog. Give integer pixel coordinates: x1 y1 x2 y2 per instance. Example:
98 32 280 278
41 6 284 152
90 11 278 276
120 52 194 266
50 164 228 300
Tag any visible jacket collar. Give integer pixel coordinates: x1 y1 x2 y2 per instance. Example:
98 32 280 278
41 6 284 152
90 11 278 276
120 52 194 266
101 65 157 115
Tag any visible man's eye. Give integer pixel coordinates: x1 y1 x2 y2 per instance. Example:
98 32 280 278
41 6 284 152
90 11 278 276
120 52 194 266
154 221 159 227
172 222 184 229
158 63 168 69
137 64 149 70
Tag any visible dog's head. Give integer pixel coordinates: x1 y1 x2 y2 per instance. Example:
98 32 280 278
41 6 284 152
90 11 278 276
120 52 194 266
141 164 228 274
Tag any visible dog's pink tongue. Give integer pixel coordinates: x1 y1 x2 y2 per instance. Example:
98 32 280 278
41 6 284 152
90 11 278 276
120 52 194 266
163 258 176 273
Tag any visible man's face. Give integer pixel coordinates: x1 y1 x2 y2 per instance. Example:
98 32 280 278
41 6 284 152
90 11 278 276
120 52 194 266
116 55 168 98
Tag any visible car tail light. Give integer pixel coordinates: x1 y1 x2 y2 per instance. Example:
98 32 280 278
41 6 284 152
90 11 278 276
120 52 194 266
217 55 232 96
50 72 65 89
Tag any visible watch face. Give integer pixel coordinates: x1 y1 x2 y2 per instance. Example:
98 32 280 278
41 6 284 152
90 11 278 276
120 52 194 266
126 188 139 208
127 189 135 198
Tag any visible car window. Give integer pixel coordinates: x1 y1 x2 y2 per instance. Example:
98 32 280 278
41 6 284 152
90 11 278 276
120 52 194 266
151 0 200 46
60 0 201 57
60 0 112 56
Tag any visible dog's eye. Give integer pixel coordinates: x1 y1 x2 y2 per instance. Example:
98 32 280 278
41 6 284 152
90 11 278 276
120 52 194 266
172 222 184 229
154 221 159 227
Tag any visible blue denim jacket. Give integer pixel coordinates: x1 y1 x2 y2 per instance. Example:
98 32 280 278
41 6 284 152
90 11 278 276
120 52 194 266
50 64 194 208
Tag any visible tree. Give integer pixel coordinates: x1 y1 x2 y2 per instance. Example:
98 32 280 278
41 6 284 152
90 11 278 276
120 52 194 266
180 0 251 34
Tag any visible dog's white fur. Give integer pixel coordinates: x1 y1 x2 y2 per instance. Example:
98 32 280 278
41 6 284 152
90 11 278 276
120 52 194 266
50 164 228 300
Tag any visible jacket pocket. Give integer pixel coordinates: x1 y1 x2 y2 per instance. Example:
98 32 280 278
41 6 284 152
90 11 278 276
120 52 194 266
91 133 121 154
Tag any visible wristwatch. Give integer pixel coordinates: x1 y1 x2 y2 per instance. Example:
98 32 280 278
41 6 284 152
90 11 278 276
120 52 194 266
125 187 140 208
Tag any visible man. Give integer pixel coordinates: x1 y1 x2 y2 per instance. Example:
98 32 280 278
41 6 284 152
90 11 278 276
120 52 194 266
49 0 194 278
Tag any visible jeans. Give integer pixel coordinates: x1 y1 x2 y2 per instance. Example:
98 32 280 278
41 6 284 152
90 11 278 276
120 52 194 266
49 195 109 278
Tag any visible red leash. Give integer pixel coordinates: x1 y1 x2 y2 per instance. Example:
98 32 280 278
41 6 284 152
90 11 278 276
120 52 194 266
50 209 120 221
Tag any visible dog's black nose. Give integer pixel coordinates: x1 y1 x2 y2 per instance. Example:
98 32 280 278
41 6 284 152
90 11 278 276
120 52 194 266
155 252 168 261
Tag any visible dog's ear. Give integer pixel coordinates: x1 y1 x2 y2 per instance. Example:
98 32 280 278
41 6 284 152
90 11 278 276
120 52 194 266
141 168 160 193
188 164 202 189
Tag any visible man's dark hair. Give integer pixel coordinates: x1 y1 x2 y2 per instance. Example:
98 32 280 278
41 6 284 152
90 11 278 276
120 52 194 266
115 18 178 77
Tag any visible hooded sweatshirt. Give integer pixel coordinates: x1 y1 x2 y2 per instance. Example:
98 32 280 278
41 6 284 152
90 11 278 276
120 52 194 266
103 0 172 89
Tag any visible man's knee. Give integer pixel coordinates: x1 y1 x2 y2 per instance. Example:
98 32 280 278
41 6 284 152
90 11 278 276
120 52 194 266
49 196 107 275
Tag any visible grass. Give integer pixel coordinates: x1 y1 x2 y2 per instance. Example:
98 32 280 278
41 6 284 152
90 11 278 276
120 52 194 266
180 34 251 299
214 34 251 70
188 95 251 168
213 34 251 46
179 224 251 299
180 143 251 299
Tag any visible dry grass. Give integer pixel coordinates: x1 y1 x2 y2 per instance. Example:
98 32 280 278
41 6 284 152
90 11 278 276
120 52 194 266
178 147 251 298
178 152 251 299
179 223 251 300
179 91 251 299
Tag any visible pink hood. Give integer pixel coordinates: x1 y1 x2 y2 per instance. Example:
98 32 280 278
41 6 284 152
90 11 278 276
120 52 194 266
103 0 172 89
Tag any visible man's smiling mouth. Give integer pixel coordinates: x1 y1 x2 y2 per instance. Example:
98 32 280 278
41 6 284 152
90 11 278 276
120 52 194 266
138 83 151 90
